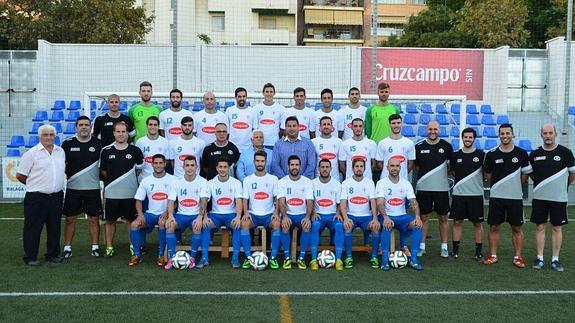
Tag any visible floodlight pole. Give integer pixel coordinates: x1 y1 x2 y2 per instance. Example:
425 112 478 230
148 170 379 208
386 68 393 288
563 0 573 138
371 0 378 93
171 0 178 89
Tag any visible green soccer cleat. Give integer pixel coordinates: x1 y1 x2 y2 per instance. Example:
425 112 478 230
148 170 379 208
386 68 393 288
242 258 252 269
296 258 307 270
283 258 292 270
370 257 380 269
310 259 319 271
105 247 115 258
335 259 344 271
269 258 279 270
344 257 353 269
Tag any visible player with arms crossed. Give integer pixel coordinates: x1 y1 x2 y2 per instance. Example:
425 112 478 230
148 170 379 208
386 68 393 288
282 87 316 139
340 87 367 141
159 89 193 141
167 116 205 178
339 118 377 181
136 116 169 180
312 116 342 182
255 83 284 149
226 87 256 150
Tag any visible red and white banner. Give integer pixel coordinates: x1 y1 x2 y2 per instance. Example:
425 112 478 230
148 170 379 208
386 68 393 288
361 48 484 100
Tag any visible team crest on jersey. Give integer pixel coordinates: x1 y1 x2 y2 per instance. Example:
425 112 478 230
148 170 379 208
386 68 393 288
473 157 479 162
439 148 445 153
554 156 561 161
89 147 95 152
512 157 518 163
228 150 234 155
126 154 132 159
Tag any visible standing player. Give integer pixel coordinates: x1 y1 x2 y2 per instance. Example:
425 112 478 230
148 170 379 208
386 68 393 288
226 87 256 150
483 123 531 268
311 159 345 270
193 91 228 145
375 114 415 181
414 120 453 258
340 87 368 141
61 116 103 258
339 118 377 181
92 94 134 146
340 158 381 269
167 116 206 178
201 123 240 180
277 155 315 270
449 128 485 260
312 116 342 182
282 87 315 139
136 116 169 180
99 121 144 257
129 154 174 267
377 157 424 270
529 124 575 271
314 88 344 139
164 156 209 270
159 89 193 141
128 81 162 141
201 157 243 268
255 83 284 149
240 151 281 269
365 82 400 144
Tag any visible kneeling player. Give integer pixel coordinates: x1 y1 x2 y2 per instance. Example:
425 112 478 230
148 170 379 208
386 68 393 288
340 158 381 269
310 159 345 270
240 151 281 269
129 154 174 267
164 156 209 270
377 157 423 270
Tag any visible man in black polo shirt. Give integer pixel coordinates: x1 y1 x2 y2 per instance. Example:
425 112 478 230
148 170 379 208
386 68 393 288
201 123 240 180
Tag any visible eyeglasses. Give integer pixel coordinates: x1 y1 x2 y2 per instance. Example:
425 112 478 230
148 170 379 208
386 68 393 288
215 130 227 133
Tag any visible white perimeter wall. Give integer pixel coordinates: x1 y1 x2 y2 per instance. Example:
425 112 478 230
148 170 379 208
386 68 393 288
547 37 575 122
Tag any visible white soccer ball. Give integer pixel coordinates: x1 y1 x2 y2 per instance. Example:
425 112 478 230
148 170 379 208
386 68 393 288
317 250 336 268
172 251 191 270
389 250 408 269
250 251 269 270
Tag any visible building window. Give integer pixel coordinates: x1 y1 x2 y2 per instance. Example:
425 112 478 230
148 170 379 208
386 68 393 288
412 0 426 4
378 0 405 4
212 14 225 32
377 23 404 36
262 18 277 30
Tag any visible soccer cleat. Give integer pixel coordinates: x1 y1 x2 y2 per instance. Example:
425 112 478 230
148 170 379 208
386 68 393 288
309 259 319 271
449 251 459 259
513 256 526 269
156 257 167 267
269 258 279 270
474 253 484 262
344 257 353 269
551 260 565 272
409 260 423 271
440 247 449 258
400 247 411 258
140 245 147 255
296 258 307 270
195 258 209 269
62 250 72 260
417 248 426 257
128 256 141 267
231 258 241 269
105 247 115 257
164 259 174 270
381 262 390 271
532 258 544 270
370 257 380 269
335 259 344 271
242 258 252 269
129 245 135 256
91 248 101 257
282 258 292 270
188 256 196 269
483 255 498 265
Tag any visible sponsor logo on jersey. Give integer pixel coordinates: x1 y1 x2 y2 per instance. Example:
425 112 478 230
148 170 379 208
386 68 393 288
346 122 352 128
169 128 182 135
350 196 368 204
495 159 503 164
254 192 269 200
260 119 275 125
217 197 233 206
319 152 337 160
317 198 333 207
152 192 168 200
352 155 367 162
179 154 193 161
457 158 462 163
287 198 304 206
299 124 307 131
391 155 405 163
232 122 250 130
145 156 153 163
387 198 404 206
534 156 546 161
71 147 81 151
180 199 198 207
420 150 430 154
202 126 216 134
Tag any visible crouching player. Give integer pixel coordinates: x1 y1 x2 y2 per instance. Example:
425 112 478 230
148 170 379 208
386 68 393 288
164 156 209 270
240 151 281 269
201 157 243 268
129 154 174 267
340 158 381 269
310 159 345 270
376 157 423 270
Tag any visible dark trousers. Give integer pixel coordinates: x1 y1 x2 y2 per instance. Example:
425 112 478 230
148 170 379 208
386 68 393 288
22 191 64 262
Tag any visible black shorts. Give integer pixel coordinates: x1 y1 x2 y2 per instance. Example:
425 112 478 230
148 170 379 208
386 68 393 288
530 199 568 226
63 189 102 217
416 190 450 215
487 198 524 226
104 198 137 222
450 195 484 223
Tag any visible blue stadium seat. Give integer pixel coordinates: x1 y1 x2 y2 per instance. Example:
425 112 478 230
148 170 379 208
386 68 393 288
66 110 80 122
131 100 139 107
450 126 460 138
419 114 431 125
569 106 575 115
450 104 461 114
496 114 510 125
181 101 190 110
90 111 96 120
417 126 427 137
480 104 494 114
392 103 403 113
32 110 48 122
482 126 497 138
68 100 81 110
518 139 533 153
26 135 39 148
451 139 460 150
64 122 76 135
471 126 482 138
246 101 251 107
484 139 497 150
6 148 21 157
7 135 25 148
436 114 449 126
406 103 418 114
466 115 480 126
49 110 64 122
333 103 341 111
50 122 63 134
90 100 98 111
162 101 171 110
474 140 482 149
439 127 448 138
481 115 497 126
404 114 417 125
421 103 433 114
119 102 128 111
225 101 235 108
55 136 61 146
52 100 66 110
100 101 109 111
466 104 479 114
402 126 415 138
314 102 322 111
436 104 448 114
29 122 43 134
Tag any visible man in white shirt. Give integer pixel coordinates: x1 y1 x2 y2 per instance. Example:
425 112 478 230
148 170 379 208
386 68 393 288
282 87 315 139
340 87 368 141
159 89 193 141
226 87 256 150
136 116 169 180
312 116 342 182
255 83 284 149
193 91 228 144
167 116 206 178
314 88 344 139
375 114 415 181
339 118 377 181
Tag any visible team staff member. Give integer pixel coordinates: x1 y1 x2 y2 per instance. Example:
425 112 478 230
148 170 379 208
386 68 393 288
92 94 134 146
17 124 66 266
530 124 575 272
61 116 103 259
201 123 240 180
236 131 273 181
272 116 316 179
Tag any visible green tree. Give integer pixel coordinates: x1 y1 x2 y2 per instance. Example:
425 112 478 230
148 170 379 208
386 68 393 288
546 0 575 40
0 0 154 50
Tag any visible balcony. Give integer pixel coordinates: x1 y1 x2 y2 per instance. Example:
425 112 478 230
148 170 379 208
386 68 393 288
304 7 363 25
252 0 294 14
304 0 364 7
251 28 290 45
303 26 363 46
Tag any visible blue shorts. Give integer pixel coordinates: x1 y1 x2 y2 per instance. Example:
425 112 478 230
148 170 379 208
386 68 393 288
144 212 161 233
348 214 374 232
317 213 337 231
208 212 236 229
175 213 199 231
385 214 415 234
250 213 273 228
287 213 307 229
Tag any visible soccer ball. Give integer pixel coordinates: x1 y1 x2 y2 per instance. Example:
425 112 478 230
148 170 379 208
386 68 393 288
250 251 269 270
172 251 191 270
317 250 336 268
389 250 408 269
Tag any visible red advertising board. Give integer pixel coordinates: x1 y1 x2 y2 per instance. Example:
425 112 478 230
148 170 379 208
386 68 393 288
361 48 484 100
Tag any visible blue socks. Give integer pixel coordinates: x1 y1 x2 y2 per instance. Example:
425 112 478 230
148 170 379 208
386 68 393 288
411 227 423 263
271 229 280 258
130 228 141 257
310 221 321 259
380 229 392 263
190 232 201 258
370 233 380 258
281 230 291 259
241 229 252 258
232 228 241 260
298 229 311 260
201 228 211 262
344 232 353 258
166 232 176 258
333 222 344 259
157 228 166 257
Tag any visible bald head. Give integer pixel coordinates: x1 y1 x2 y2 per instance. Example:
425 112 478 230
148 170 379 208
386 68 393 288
387 156 401 178
540 123 557 148
203 91 216 110
426 120 440 141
